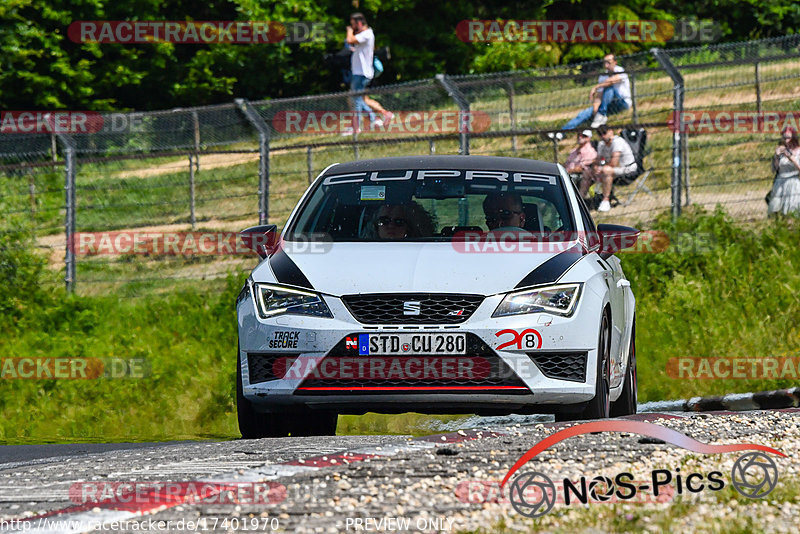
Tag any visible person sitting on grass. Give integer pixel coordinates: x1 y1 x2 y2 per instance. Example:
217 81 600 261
564 129 598 179
562 54 632 131
580 124 636 212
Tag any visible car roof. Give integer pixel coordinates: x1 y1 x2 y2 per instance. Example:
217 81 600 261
325 155 561 175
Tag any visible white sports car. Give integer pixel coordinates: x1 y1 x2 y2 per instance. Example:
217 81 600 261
236 155 639 438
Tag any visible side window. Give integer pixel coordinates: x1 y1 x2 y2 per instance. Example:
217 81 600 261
528 198 562 231
569 179 599 249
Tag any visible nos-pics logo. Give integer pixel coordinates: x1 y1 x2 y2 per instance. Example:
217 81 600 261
502 420 783 518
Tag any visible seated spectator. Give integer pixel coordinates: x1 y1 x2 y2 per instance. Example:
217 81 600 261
373 202 435 239
580 124 636 212
562 54 632 130
767 126 800 216
564 129 597 178
483 193 526 231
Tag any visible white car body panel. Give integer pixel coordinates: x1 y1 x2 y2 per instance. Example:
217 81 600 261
236 156 636 417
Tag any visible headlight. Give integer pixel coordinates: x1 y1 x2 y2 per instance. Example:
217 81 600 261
493 284 581 317
253 283 333 319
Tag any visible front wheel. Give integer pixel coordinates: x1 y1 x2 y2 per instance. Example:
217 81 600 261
237 345 288 439
611 319 637 417
287 411 338 437
578 311 611 420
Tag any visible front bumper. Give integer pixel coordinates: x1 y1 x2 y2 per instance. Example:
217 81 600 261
237 284 602 415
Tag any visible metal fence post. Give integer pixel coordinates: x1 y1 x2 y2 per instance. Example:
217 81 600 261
435 74 470 155
652 48 684 220
28 172 36 222
50 134 58 162
629 72 639 125
306 146 313 184
189 154 197 230
56 132 77 293
505 81 518 154
682 133 691 206
755 62 763 115
235 98 270 225
192 110 201 172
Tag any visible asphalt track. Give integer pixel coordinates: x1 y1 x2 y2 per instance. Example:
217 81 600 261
1 408 798 533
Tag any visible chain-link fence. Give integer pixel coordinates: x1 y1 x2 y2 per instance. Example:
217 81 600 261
3 34 799 295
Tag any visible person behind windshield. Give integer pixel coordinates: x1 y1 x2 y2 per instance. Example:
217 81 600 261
373 201 434 239
483 193 526 231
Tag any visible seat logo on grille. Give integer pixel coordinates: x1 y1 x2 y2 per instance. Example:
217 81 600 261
403 301 421 315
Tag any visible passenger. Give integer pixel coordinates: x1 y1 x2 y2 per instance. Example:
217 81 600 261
483 193 526 231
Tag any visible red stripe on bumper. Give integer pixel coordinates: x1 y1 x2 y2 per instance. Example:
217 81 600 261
295 385 530 391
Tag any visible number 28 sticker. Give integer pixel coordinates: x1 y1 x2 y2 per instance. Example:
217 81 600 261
495 329 543 350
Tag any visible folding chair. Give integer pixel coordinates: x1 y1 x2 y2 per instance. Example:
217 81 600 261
616 127 656 207
622 166 655 206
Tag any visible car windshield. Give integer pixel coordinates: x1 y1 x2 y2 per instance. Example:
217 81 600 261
286 168 575 242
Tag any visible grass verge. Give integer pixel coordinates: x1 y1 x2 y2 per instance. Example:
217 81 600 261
1 208 799 443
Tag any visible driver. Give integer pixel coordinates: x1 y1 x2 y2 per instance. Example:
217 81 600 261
373 201 435 239
483 193 526 231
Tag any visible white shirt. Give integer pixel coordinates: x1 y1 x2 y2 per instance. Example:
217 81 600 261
351 28 375 79
598 65 631 107
598 136 636 169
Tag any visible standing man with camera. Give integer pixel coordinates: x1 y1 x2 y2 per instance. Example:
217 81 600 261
343 13 390 134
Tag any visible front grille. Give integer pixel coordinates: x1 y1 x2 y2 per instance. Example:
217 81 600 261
247 352 285 384
527 352 587 382
341 294 484 324
296 333 530 394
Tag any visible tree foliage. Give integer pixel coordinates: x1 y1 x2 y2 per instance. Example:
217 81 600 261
0 0 798 110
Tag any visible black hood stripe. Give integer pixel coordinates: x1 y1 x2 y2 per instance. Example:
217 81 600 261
515 244 585 288
269 249 313 290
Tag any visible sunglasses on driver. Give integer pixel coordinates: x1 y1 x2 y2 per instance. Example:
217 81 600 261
484 209 522 225
377 216 408 227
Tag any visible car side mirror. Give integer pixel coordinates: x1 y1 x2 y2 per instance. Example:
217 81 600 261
596 224 640 259
240 224 278 258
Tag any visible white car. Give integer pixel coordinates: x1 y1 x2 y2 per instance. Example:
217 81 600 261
236 155 638 438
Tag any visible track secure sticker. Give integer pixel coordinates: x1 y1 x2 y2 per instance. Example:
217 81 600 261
268 331 300 349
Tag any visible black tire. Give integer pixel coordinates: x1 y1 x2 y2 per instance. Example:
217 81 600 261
578 310 612 420
237 346 288 439
554 411 578 423
611 319 637 417
287 411 338 437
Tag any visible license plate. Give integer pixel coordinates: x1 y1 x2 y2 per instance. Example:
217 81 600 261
359 333 466 355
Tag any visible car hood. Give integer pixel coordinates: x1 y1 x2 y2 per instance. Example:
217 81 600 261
253 241 578 296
